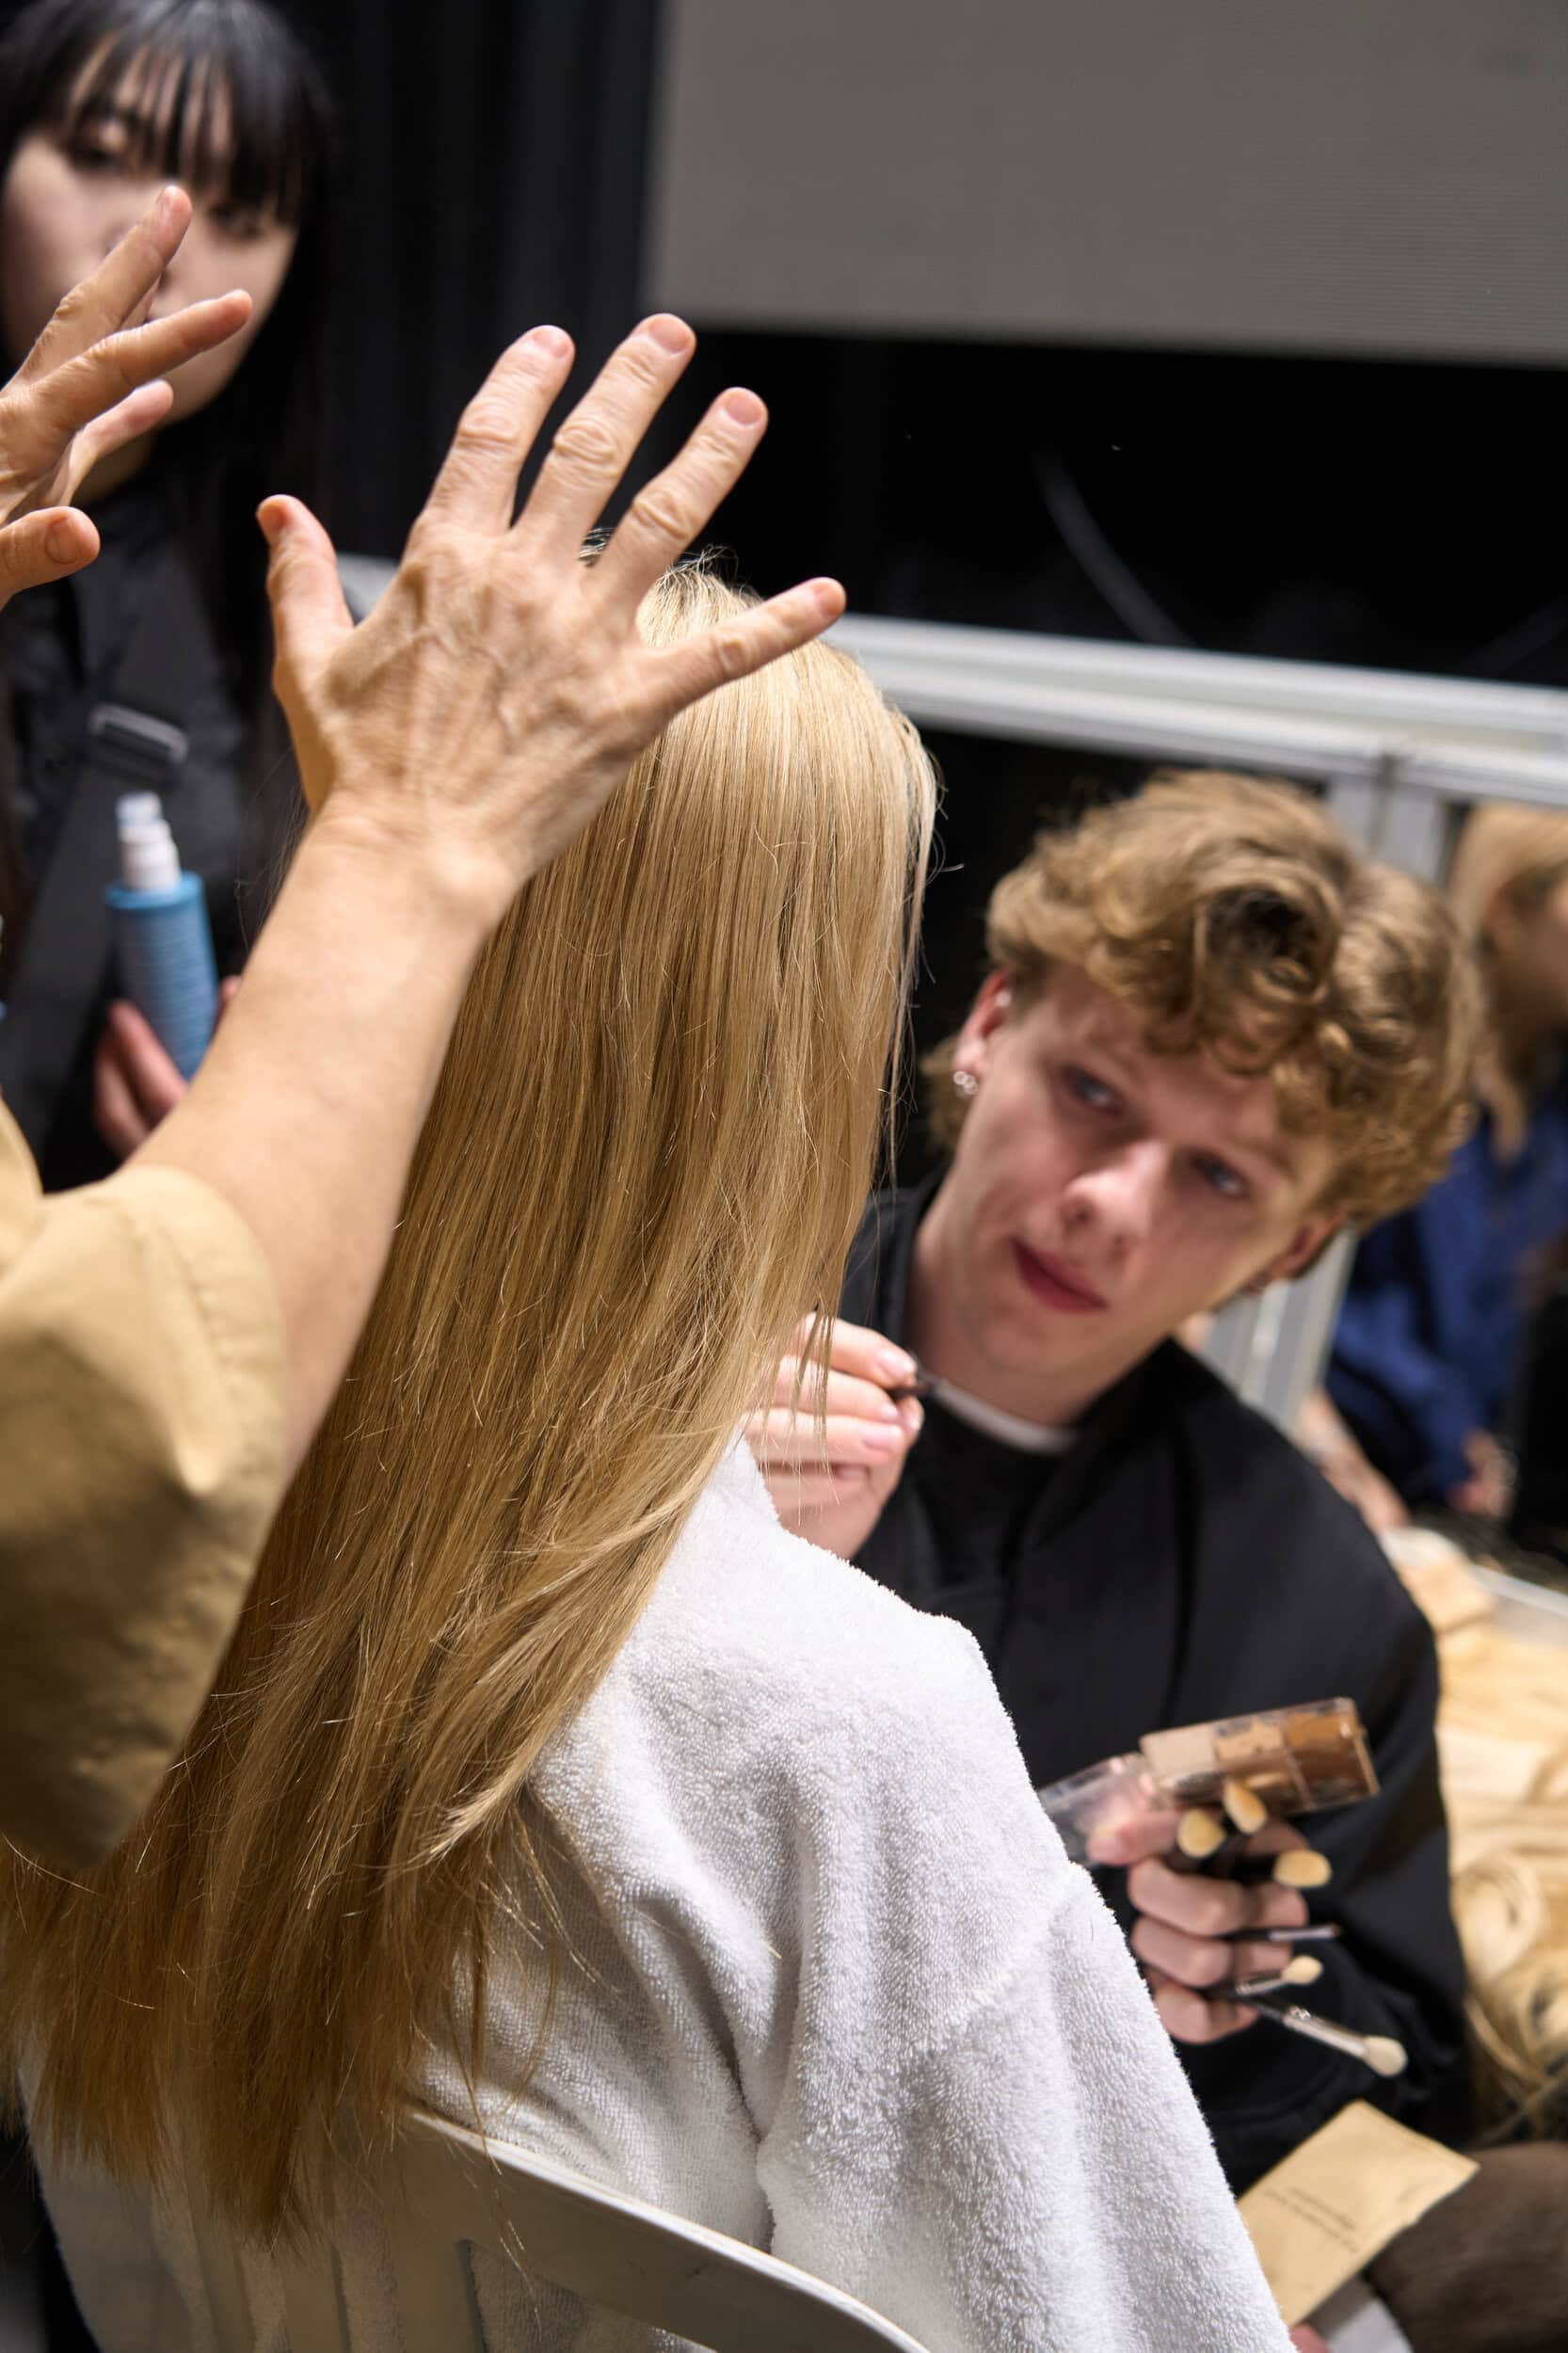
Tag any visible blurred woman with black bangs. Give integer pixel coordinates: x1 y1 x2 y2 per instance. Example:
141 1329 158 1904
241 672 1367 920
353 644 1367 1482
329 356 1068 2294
0 0 334 1187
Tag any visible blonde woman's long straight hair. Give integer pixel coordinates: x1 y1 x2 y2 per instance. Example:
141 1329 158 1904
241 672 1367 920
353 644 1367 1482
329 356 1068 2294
1 565 936 2235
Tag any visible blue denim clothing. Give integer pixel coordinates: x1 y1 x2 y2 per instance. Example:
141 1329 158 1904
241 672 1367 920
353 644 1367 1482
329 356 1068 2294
1327 1089 1568 1503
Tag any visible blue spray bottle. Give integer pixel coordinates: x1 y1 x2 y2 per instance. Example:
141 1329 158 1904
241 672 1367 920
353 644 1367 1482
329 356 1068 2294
104 792 218 1079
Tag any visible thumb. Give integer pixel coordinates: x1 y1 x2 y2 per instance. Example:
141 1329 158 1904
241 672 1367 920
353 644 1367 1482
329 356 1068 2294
0 505 100 607
260 495 352 685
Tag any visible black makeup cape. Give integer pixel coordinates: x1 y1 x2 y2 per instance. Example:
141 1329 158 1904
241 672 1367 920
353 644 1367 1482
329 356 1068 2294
842 1178 1472 2193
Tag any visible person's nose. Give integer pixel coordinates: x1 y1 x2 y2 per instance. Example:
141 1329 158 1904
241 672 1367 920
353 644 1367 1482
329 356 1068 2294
1060 1139 1167 1259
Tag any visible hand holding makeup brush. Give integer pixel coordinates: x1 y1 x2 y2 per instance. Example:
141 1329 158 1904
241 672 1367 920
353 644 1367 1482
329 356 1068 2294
1087 1783 1333 2045
746 1314 925 1559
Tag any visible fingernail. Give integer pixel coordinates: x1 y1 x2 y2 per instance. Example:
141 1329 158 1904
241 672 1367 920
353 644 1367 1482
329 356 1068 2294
44 518 77 563
721 388 764 426
526 325 569 356
873 1397 904 1424
643 312 692 355
255 503 281 547
861 1428 904 1456
875 1348 918 1385
898 1399 924 1436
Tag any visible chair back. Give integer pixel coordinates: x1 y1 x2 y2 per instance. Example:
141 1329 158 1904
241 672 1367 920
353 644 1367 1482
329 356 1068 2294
186 2107 931 2353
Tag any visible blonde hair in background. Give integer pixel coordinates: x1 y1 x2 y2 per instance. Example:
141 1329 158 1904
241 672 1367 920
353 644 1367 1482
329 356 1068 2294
1437 1621 1568 2138
1445 802 1568 949
924 770 1480 1225
0 563 936 2236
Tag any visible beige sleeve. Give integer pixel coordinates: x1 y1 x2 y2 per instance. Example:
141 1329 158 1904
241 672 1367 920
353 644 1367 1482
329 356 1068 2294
0 1099 285 1869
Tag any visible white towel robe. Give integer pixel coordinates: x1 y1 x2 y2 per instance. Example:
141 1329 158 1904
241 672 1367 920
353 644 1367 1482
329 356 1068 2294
33 1445 1293 2353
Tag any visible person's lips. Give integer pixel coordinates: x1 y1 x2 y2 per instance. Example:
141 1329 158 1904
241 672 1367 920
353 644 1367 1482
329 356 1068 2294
1010 1240 1109 1314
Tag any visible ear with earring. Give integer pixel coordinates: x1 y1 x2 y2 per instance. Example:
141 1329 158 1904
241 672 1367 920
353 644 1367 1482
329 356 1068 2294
952 1068 979 1098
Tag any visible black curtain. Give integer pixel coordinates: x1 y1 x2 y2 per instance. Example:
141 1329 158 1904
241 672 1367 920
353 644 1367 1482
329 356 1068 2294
313 0 662 557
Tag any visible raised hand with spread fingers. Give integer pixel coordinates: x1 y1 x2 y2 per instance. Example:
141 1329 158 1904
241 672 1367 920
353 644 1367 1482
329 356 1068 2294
262 311 843 925
0 184 250 605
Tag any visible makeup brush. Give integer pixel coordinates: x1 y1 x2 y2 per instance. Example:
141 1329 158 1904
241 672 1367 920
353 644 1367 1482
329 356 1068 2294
1243 1991 1407 2077
1250 1922 1342 1945
1168 1801 1334 1889
1169 1808 1246 1875
1230 1846 1335 1890
1220 1776 1269 1835
1231 1956 1323 1999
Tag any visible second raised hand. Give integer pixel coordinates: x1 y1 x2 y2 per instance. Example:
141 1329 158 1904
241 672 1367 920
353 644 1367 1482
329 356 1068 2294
261 314 846 926
0 186 250 584
0 184 253 600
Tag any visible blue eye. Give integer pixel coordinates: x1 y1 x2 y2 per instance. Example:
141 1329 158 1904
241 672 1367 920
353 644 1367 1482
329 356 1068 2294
1064 1064 1118 1113
1195 1156 1248 1202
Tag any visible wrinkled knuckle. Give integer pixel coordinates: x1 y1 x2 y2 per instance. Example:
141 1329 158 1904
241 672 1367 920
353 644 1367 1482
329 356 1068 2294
707 620 752 683
1192 1887 1235 1940
616 340 665 393
456 397 520 461
403 521 462 582
625 483 693 548
551 413 621 478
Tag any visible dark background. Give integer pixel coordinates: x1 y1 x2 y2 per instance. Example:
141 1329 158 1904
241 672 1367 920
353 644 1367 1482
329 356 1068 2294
306 0 1567 689
308 0 1562 1145
5 0 1563 1108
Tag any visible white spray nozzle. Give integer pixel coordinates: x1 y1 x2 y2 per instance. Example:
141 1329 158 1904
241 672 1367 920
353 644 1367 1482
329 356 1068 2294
116 792 181 891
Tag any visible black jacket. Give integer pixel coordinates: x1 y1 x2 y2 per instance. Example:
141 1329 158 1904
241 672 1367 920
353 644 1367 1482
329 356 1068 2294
843 1180 1473 2192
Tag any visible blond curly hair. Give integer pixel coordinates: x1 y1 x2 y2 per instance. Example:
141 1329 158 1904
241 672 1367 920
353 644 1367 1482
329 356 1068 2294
925 771 1480 1225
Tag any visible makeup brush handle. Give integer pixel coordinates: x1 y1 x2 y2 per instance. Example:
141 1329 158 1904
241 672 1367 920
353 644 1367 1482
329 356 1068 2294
1244 1993 1395 2072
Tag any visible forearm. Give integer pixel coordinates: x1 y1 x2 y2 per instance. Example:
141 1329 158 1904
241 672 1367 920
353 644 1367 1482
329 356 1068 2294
134 807 490 1474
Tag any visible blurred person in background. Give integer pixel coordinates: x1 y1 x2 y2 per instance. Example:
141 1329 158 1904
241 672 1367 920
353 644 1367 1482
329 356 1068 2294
1324 802 1568 1523
0 0 333 1188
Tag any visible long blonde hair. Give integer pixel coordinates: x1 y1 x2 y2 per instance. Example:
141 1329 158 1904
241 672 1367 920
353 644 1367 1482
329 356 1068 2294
1 565 936 2234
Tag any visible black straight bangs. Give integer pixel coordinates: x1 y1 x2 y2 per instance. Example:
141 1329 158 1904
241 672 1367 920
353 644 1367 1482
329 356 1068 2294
33 0 328 226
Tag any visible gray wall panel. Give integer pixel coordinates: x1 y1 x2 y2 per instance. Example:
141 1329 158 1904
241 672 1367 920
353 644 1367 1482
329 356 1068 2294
647 1 1568 362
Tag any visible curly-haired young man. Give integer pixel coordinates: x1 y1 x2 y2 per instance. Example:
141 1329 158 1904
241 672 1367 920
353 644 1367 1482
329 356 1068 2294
752 771 1480 2191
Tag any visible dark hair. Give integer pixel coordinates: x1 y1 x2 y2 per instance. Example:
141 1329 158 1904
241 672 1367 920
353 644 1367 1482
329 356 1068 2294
0 0 336 710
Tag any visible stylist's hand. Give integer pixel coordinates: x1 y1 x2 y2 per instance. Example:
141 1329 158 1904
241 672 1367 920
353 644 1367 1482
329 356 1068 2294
1088 1809 1319 2043
260 317 843 930
93 984 240 1158
0 186 250 607
746 1314 923 1560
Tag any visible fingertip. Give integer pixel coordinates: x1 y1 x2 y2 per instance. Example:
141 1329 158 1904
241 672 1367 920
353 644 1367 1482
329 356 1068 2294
808 575 846 620
152 183 192 237
642 312 695 358
43 510 94 567
719 388 766 428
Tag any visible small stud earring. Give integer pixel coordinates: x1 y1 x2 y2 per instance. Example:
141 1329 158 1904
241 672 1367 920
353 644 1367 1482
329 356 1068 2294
952 1068 979 1098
